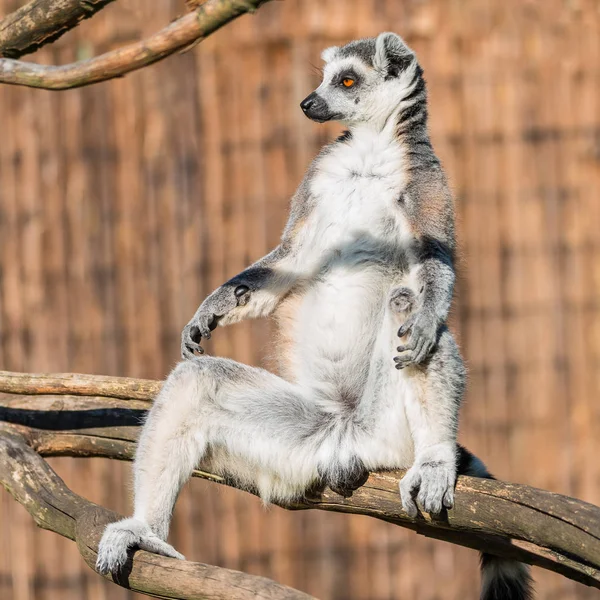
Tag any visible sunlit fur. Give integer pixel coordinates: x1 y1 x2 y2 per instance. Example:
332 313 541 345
96 32 533 600
316 37 420 128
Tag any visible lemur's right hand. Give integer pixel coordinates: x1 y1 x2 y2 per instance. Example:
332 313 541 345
181 284 251 359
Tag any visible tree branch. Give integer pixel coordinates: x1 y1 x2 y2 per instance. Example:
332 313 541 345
0 370 160 399
1 371 600 593
0 428 317 600
0 0 116 59
0 0 274 90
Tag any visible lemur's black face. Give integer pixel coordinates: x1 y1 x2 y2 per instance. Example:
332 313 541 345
300 33 418 127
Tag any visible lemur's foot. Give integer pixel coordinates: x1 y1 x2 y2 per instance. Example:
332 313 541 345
389 286 416 314
399 457 456 518
319 460 370 498
96 518 185 575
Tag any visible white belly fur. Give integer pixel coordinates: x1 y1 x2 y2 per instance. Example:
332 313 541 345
280 128 416 468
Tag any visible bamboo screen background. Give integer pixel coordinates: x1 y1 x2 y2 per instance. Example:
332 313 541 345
0 0 599 598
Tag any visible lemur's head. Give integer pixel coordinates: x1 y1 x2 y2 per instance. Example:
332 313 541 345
300 32 421 127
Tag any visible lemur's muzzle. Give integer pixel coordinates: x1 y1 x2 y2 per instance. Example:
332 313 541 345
300 92 334 123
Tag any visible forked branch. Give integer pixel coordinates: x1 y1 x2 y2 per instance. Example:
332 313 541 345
0 0 274 89
1 370 600 598
0 429 316 600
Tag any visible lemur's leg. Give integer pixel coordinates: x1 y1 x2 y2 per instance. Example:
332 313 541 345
385 286 465 516
96 356 326 574
397 326 465 516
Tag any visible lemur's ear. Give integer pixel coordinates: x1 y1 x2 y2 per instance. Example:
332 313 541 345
374 32 414 77
321 46 339 63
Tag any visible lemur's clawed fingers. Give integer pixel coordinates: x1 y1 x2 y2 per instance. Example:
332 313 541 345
181 328 203 359
396 340 417 353
394 339 418 368
395 310 438 366
181 314 217 359
393 354 414 369
413 341 432 364
397 314 417 338
182 327 204 356
181 343 201 361
412 337 427 363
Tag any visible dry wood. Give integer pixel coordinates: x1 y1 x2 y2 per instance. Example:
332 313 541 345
0 0 274 89
0 370 160 400
0 429 317 600
1 2 599 596
0 0 116 59
1 372 600 594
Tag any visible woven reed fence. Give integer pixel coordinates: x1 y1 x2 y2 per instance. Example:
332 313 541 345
0 0 599 599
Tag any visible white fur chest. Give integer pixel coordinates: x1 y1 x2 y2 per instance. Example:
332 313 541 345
307 128 410 250
288 128 414 393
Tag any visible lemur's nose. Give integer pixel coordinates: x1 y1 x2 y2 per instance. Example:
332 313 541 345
300 92 317 112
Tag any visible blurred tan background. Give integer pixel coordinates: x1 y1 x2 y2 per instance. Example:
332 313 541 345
1 0 599 598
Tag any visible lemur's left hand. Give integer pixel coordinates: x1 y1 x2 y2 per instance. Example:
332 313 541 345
394 309 438 367
181 284 251 359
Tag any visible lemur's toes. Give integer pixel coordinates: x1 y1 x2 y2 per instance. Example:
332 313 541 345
416 462 456 516
442 488 454 510
399 471 420 518
389 286 416 311
400 460 456 517
96 518 185 575
138 536 186 561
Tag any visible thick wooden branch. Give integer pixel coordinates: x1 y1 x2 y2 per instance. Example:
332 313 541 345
0 429 317 600
0 0 274 90
1 372 600 593
0 370 160 400
0 0 116 59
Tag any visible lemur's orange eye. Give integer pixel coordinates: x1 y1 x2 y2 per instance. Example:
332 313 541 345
342 78 355 88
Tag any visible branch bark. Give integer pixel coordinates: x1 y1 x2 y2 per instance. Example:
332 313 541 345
0 428 316 600
0 0 274 90
0 0 116 59
1 371 600 595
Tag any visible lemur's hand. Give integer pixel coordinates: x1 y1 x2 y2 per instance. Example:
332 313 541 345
181 284 251 359
394 309 438 367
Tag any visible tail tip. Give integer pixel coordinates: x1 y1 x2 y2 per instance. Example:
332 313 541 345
481 554 534 600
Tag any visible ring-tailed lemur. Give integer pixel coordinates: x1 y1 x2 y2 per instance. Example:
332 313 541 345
97 33 533 600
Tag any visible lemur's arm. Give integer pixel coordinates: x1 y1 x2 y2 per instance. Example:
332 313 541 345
395 167 456 366
181 244 300 357
181 180 313 358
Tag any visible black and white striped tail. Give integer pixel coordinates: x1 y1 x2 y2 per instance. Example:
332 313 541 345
458 446 534 600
